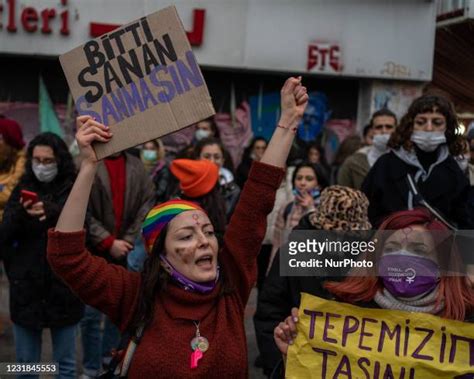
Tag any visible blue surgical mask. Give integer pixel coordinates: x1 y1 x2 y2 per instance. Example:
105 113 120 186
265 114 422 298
293 188 321 199
142 149 158 162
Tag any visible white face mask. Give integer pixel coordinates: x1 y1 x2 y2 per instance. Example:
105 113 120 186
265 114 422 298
456 155 470 172
410 131 447 152
195 129 211 141
32 162 58 183
372 134 391 152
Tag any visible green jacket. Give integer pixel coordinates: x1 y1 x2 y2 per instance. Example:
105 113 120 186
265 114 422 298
337 149 370 190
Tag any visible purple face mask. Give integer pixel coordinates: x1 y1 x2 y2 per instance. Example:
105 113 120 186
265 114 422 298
378 251 439 298
160 255 219 294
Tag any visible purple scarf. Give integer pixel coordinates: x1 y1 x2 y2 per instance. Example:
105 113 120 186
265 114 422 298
160 255 219 294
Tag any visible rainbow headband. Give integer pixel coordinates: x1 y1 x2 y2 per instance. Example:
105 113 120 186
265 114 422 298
142 199 205 253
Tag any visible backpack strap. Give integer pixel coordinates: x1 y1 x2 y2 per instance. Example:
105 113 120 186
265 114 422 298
406 173 458 231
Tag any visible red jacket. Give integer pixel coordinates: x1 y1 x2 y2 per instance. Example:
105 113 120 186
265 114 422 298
47 161 284 378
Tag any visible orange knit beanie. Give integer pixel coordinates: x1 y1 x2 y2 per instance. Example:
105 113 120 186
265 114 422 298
170 159 219 198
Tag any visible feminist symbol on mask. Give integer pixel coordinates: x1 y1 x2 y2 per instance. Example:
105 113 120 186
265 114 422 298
405 268 416 284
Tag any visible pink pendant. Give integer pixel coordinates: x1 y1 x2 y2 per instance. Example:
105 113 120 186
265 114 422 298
190 349 203 369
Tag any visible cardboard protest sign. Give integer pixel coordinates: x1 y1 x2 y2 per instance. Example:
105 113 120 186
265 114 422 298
60 6 215 159
286 293 474 379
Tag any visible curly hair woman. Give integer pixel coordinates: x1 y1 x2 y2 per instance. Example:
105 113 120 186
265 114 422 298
362 94 472 228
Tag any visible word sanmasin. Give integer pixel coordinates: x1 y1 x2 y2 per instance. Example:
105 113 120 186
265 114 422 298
75 16 205 125
0 0 70 35
76 51 204 125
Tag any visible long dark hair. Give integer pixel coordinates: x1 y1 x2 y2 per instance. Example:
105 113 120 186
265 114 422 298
128 223 234 334
242 137 267 163
388 95 463 155
128 224 170 334
306 143 329 169
21 132 76 188
194 137 235 173
292 162 329 190
196 117 220 139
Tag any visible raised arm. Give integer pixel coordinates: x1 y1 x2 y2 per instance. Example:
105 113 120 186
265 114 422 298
48 117 139 330
260 77 308 168
55 116 111 232
221 77 309 303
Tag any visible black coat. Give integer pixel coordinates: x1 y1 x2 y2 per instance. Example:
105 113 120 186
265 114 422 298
254 215 348 376
361 151 473 228
152 164 171 203
2 178 84 329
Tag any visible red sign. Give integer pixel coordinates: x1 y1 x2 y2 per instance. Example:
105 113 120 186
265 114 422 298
307 41 342 73
0 1 205 47
0 0 70 35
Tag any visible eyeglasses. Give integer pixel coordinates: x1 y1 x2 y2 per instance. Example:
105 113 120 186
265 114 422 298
32 157 56 165
373 124 395 130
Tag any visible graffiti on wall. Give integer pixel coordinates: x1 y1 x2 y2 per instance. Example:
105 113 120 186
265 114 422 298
0 102 74 143
371 81 423 121
249 91 331 142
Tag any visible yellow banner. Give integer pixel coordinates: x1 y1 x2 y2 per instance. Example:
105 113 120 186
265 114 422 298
286 293 474 379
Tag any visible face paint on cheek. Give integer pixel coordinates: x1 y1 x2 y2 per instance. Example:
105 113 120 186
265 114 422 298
174 246 194 264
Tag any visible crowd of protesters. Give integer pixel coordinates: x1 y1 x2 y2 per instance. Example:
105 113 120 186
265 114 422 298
0 77 473 378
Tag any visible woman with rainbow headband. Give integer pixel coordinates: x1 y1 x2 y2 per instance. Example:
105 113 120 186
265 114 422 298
47 77 308 378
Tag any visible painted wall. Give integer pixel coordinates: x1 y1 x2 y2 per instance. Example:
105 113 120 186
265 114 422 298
357 80 423 131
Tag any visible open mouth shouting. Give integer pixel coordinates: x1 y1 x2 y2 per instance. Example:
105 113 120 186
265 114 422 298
195 254 214 269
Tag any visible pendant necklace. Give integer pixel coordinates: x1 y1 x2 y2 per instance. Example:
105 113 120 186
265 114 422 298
190 321 209 369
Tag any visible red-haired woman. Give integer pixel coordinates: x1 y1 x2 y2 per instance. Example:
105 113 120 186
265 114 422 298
273 208 474 375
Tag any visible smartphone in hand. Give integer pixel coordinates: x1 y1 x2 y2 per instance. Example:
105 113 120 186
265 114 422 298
20 190 39 205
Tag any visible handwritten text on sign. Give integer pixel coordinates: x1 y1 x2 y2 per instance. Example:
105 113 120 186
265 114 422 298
60 6 214 159
75 18 203 124
286 293 474 379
